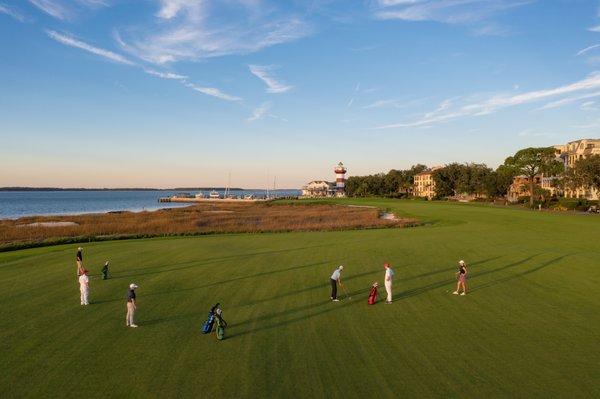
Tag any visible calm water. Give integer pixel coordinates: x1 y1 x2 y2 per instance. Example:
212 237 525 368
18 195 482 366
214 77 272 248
0 190 301 219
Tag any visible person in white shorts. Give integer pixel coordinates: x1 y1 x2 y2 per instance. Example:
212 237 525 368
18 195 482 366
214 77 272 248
79 269 90 305
384 263 395 304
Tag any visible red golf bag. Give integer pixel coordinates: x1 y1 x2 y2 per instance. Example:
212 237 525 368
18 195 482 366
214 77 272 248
368 283 378 305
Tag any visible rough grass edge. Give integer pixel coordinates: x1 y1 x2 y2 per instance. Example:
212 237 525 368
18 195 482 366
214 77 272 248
0 220 421 253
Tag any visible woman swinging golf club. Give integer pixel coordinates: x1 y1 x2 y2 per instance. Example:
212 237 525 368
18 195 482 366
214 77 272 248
330 265 344 302
453 260 468 296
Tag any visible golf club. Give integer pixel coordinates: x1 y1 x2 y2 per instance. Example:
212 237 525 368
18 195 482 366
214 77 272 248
341 284 352 300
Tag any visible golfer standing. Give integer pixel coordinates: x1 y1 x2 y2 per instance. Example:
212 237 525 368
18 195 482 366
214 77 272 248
126 283 138 328
330 265 343 302
102 261 109 280
79 269 89 305
453 260 467 296
384 263 394 304
76 247 84 277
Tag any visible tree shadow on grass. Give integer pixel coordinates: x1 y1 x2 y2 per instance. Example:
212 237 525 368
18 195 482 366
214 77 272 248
112 243 333 277
224 255 561 339
227 297 362 339
228 257 505 310
94 260 333 304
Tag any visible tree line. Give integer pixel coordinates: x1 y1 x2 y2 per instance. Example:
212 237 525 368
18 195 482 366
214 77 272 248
346 147 600 206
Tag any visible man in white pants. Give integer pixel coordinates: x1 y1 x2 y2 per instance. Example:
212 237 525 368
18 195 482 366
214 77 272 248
79 269 90 305
384 263 395 304
126 283 138 328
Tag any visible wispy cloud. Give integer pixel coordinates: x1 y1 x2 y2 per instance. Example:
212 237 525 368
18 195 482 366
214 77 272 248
576 44 600 56
117 1 312 64
247 102 271 122
28 0 107 20
374 0 532 24
46 30 135 65
537 91 600 110
246 102 287 122
184 82 242 102
29 0 70 20
144 68 187 80
0 3 25 21
580 101 598 111
248 65 293 94
373 72 600 129
46 30 238 102
362 97 427 109
590 25 600 33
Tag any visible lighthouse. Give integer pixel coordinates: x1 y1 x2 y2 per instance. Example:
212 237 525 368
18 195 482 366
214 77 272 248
334 162 347 197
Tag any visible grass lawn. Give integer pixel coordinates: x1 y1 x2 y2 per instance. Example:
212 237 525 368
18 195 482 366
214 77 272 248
1 199 598 398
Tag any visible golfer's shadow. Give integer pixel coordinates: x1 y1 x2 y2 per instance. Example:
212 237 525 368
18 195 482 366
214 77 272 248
469 254 569 293
142 313 196 326
227 297 362 339
397 253 565 299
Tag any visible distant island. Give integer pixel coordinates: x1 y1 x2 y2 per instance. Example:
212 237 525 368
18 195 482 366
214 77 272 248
0 187 294 191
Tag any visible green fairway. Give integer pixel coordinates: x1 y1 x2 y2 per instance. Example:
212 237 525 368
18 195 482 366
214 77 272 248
1 200 599 398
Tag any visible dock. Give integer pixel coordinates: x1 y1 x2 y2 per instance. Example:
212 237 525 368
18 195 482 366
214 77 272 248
158 197 265 203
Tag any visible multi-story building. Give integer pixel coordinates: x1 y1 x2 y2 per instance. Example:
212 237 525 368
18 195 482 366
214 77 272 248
554 139 600 168
413 166 443 199
554 138 600 200
508 175 542 202
508 139 599 202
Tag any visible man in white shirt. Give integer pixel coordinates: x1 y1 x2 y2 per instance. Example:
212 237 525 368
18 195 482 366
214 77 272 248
384 263 394 304
79 269 90 306
330 265 344 302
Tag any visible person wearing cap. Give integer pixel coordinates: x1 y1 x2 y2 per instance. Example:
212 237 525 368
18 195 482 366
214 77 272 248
453 260 468 296
126 283 138 328
384 263 395 304
330 265 344 302
102 261 110 280
79 269 90 306
76 247 84 278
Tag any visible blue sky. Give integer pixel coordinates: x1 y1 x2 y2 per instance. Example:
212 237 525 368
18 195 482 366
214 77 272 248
1 0 600 188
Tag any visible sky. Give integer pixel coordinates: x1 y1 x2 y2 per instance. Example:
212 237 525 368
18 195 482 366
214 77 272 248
1 0 600 188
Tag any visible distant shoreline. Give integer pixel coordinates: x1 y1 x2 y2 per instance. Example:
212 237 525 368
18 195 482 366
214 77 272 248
0 187 297 192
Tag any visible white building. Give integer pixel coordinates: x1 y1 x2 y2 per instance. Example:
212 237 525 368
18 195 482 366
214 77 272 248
301 181 336 198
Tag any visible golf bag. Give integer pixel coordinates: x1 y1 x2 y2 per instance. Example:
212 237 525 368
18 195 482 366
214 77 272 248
202 313 215 334
202 303 220 334
215 315 227 340
368 283 378 305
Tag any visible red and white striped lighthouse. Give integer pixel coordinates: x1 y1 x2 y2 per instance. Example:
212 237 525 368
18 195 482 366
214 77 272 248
334 162 347 197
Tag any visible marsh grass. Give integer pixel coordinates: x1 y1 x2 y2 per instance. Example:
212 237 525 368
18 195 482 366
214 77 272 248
0 202 417 249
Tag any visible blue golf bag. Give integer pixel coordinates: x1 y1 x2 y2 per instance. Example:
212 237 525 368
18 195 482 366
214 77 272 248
202 303 220 334
202 313 215 334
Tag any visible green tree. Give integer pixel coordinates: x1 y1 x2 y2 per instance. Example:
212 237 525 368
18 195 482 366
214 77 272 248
432 164 464 198
563 154 600 195
484 165 517 198
504 147 564 207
